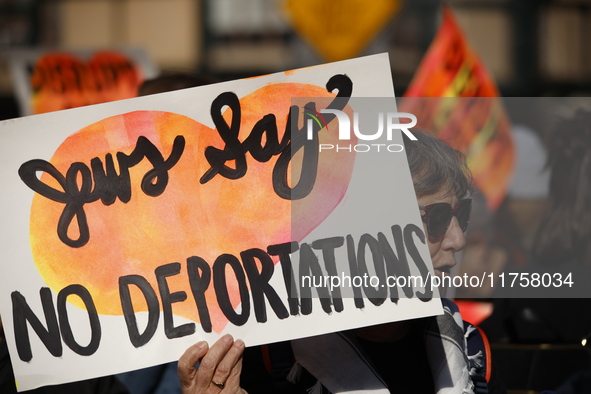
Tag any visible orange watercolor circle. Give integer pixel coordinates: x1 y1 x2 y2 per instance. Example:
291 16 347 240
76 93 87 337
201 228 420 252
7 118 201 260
29 83 355 332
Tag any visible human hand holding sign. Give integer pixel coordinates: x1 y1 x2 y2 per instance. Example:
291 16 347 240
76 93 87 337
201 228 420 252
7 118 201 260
178 334 248 394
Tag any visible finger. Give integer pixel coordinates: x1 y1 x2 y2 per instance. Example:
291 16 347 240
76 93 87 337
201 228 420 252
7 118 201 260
220 343 244 393
178 341 208 389
195 334 234 389
210 339 245 391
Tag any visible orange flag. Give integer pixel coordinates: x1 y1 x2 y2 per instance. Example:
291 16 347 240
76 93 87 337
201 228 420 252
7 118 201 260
402 5 514 210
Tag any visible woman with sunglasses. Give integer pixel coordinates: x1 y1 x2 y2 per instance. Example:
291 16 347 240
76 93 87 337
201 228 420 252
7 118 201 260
178 130 505 394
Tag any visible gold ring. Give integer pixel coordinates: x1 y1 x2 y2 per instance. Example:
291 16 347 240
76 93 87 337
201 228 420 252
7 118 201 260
212 381 225 389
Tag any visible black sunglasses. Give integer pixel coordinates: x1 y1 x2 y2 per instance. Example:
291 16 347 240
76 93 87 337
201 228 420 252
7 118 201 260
419 198 472 238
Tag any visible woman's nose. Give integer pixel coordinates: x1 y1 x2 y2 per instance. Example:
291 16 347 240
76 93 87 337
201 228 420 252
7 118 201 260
442 216 467 253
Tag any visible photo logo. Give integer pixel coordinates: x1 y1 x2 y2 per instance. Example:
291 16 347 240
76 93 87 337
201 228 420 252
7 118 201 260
304 107 329 137
306 108 418 153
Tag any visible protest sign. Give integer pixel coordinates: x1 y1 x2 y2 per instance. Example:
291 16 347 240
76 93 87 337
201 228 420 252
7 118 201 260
284 0 401 62
6 48 158 116
0 53 441 391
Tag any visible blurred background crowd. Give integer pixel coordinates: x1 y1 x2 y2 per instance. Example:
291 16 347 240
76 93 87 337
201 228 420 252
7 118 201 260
1 0 591 393
1 0 591 109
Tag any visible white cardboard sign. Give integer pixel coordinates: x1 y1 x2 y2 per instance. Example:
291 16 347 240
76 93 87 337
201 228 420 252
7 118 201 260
0 53 441 391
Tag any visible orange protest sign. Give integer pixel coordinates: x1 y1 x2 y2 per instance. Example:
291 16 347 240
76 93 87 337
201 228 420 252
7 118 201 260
402 6 514 210
30 51 143 115
284 0 400 62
